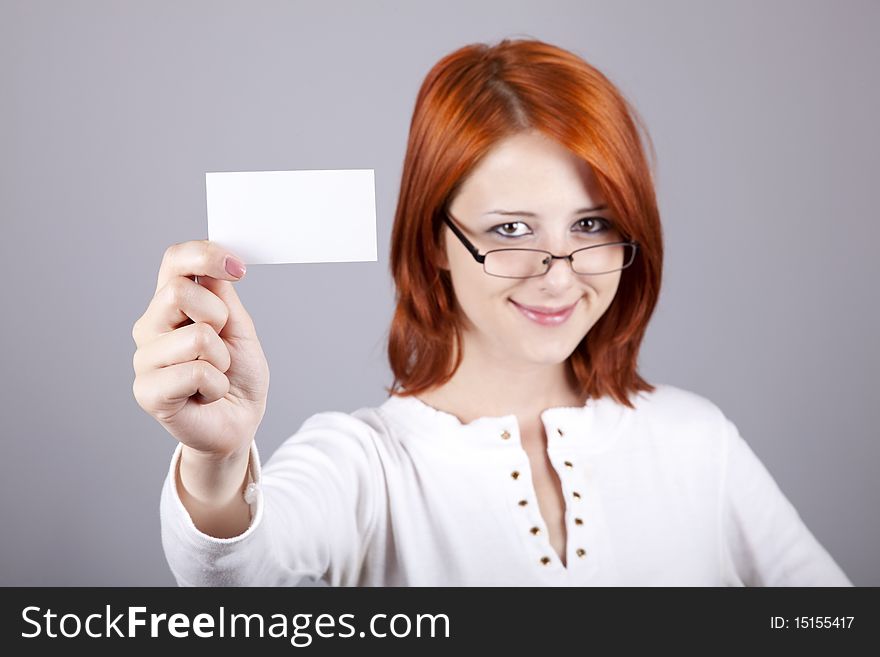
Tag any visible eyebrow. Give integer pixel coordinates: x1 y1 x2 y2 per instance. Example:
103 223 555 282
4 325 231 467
483 204 608 217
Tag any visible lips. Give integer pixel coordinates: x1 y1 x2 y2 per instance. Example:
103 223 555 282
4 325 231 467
510 300 579 315
510 298 579 326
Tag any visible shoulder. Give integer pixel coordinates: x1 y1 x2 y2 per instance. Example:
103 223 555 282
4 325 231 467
630 382 728 427
274 404 392 459
622 383 732 454
296 405 389 437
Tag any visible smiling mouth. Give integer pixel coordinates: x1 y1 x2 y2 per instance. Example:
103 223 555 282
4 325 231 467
509 298 579 326
509 299 579 315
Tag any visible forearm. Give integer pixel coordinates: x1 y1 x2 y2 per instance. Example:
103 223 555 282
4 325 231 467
176 443 252 538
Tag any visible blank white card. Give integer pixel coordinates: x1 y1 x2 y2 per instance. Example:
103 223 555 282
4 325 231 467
205 169 377 265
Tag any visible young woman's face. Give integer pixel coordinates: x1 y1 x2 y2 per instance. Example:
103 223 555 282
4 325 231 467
440 129 624 368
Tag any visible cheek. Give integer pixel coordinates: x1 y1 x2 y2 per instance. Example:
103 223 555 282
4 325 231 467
590 276 622 316
449 266 516 324
447 261 484 315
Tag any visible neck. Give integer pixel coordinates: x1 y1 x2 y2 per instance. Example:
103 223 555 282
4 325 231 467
416 329 585 425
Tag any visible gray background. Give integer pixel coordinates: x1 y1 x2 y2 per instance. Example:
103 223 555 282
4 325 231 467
1 0 876 586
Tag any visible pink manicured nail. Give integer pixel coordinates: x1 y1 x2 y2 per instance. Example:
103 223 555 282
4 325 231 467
225 256 246 278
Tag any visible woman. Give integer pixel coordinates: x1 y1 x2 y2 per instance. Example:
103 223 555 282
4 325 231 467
133 38 852 586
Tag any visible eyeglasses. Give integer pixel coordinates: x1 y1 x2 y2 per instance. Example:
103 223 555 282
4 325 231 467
441 211 639 279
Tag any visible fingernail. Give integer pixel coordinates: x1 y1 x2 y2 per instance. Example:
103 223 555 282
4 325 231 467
225 256 246 278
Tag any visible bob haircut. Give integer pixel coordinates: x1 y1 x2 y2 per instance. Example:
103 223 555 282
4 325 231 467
385 38 662 409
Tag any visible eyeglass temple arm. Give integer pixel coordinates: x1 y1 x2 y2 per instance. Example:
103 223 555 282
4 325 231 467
442 214 486 263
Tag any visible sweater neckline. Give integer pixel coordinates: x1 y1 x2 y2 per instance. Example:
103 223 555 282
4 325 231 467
379 390 625 454
392 391 591 427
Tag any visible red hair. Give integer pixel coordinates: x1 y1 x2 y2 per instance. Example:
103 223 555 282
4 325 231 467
385 38 662 409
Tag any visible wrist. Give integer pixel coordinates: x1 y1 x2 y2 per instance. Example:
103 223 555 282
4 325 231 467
178 442 253 507
182 440 252 467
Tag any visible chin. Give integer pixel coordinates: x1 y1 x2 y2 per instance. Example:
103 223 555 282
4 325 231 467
518 341 579 366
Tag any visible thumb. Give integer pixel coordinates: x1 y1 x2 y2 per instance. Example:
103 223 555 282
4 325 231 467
197 275 258 342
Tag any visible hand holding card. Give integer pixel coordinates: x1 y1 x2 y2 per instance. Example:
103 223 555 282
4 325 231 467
132 233 271 540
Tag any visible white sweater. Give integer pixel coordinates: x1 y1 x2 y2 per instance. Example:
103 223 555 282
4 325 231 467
159 383 852 586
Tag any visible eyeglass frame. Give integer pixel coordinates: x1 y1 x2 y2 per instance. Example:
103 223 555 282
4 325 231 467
441 210 640 278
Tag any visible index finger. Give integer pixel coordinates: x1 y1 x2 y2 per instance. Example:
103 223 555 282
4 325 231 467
155 240 246 296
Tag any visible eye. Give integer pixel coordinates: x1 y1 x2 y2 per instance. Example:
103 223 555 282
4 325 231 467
490 221 530 238
575 217 610 233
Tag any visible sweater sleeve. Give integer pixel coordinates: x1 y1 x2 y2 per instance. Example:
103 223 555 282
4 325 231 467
159 410 384 587
719 417 852 586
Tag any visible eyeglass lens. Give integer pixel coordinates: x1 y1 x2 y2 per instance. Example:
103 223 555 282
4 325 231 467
483 243 635 278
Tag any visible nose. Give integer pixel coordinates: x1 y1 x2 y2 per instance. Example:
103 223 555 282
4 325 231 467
539 253 578 290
